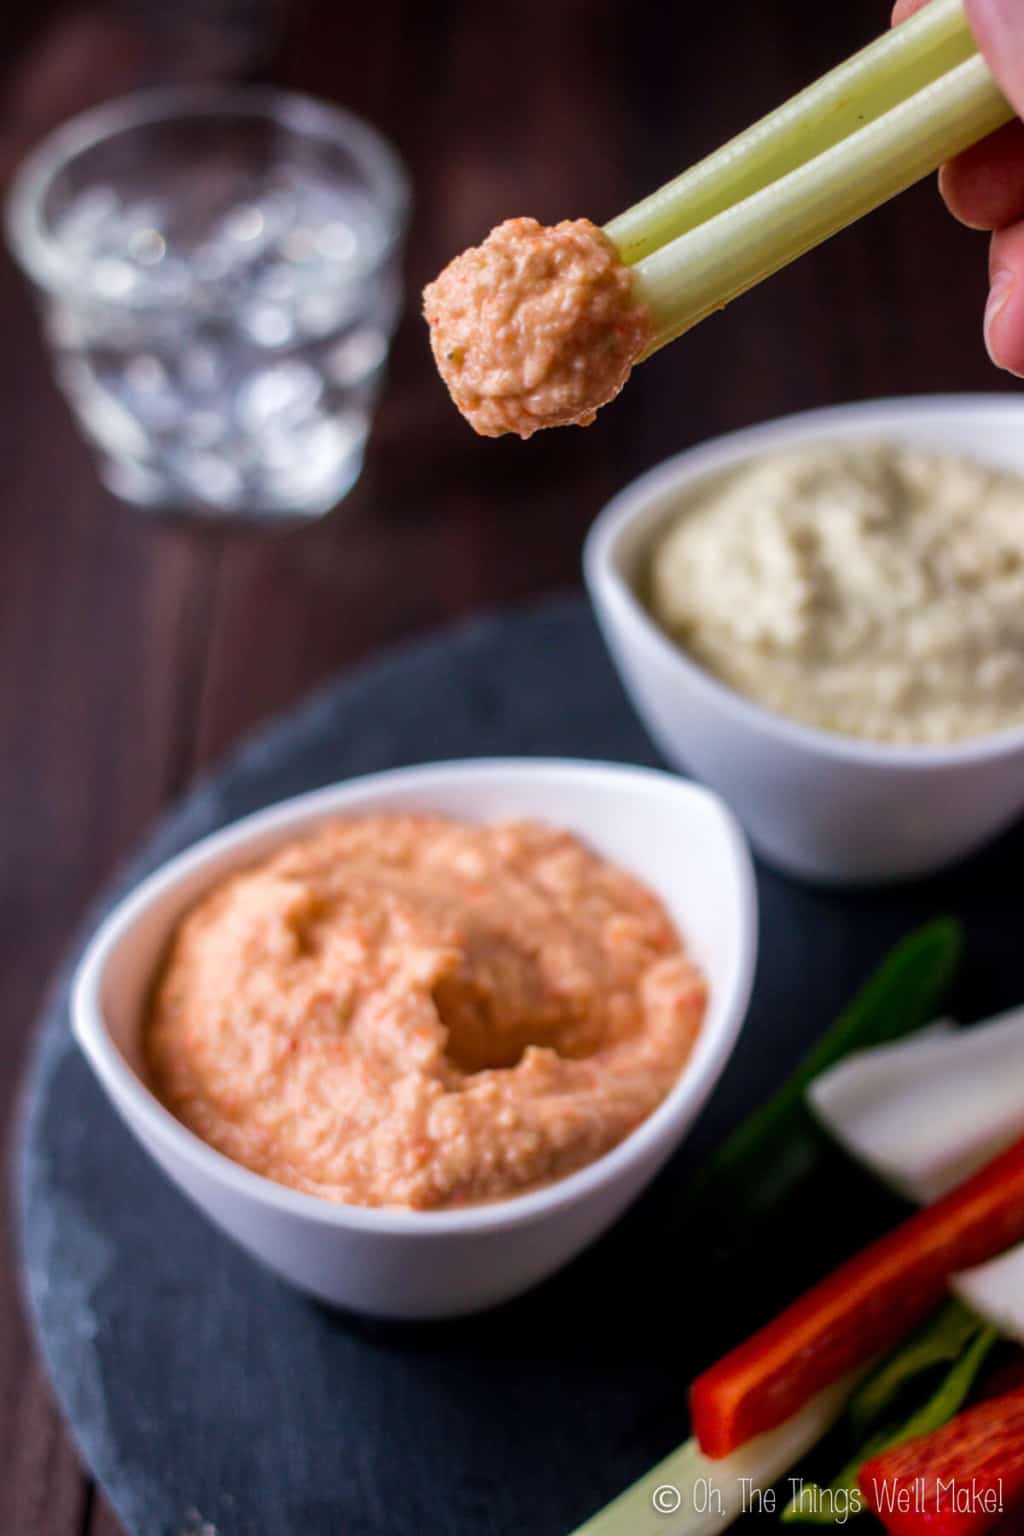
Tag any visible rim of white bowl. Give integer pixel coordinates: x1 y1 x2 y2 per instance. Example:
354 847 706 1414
585 393 1024 771
71 758 758 1238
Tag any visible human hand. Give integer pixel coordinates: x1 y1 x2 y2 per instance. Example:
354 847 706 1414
893 0 1024 376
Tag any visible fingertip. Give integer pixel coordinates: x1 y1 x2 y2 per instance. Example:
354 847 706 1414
939 162 992 230
966 0 1024 117
937 124 1024 233
985 230 1024 378
891 0 932 24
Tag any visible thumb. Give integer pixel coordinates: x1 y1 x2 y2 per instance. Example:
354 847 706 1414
966 0 1024 118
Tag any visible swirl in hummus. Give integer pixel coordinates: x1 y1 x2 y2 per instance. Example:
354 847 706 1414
423 217 651 439
146 814 706 1210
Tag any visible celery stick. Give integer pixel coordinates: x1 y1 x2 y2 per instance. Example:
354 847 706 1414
605 0 976 264
635 56 1012 352
569 1377 857 1536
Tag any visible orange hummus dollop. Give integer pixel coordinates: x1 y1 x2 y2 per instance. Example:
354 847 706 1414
146 814 706 1211
423 217 652 439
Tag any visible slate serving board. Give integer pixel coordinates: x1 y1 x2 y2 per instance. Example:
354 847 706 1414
18 596 1024 1536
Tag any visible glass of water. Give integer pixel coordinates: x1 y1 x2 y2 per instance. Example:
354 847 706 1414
7 86 409 522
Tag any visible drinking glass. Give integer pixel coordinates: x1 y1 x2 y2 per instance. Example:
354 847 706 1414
7 86 409 522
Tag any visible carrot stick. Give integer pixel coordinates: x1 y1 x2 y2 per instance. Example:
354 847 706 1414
690 1137 1024 1459
858 1385 1024 1535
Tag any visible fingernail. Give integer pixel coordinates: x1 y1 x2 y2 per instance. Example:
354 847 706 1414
984 270 1014 368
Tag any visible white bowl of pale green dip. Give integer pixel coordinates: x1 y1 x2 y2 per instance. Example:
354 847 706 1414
585 394 1024 885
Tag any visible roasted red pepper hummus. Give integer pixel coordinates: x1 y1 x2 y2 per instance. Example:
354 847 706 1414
423 217 651 439
146 814 706 1210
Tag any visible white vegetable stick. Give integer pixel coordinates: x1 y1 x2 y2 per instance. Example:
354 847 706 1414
808 1006 1024 1206
954 1247 1024 1341
570 1375 859 1536
809 1006 1024 1345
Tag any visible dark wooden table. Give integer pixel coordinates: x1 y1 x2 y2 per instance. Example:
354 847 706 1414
0 1 1017 1530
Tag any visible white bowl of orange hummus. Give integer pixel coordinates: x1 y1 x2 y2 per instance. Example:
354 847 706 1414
72 759 756 1320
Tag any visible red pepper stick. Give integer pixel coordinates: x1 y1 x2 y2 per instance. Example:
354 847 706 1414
690 1136 1024 1458
858 1385 1024 1535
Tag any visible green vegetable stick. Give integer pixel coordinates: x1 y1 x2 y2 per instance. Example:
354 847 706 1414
680 918 963 1249
783 1322 999 1525
846 1299 982 1440
605 0 977 264
635 53 1011 354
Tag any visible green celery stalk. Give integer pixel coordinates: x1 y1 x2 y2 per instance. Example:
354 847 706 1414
635 54 1011 353
605 0 977 264
570 1377 858 1536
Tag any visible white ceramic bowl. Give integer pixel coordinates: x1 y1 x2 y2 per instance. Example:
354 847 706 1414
585 394 1024 886
72 759 757 1320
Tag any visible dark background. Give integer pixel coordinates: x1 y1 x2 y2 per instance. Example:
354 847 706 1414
1 1 1018 1530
